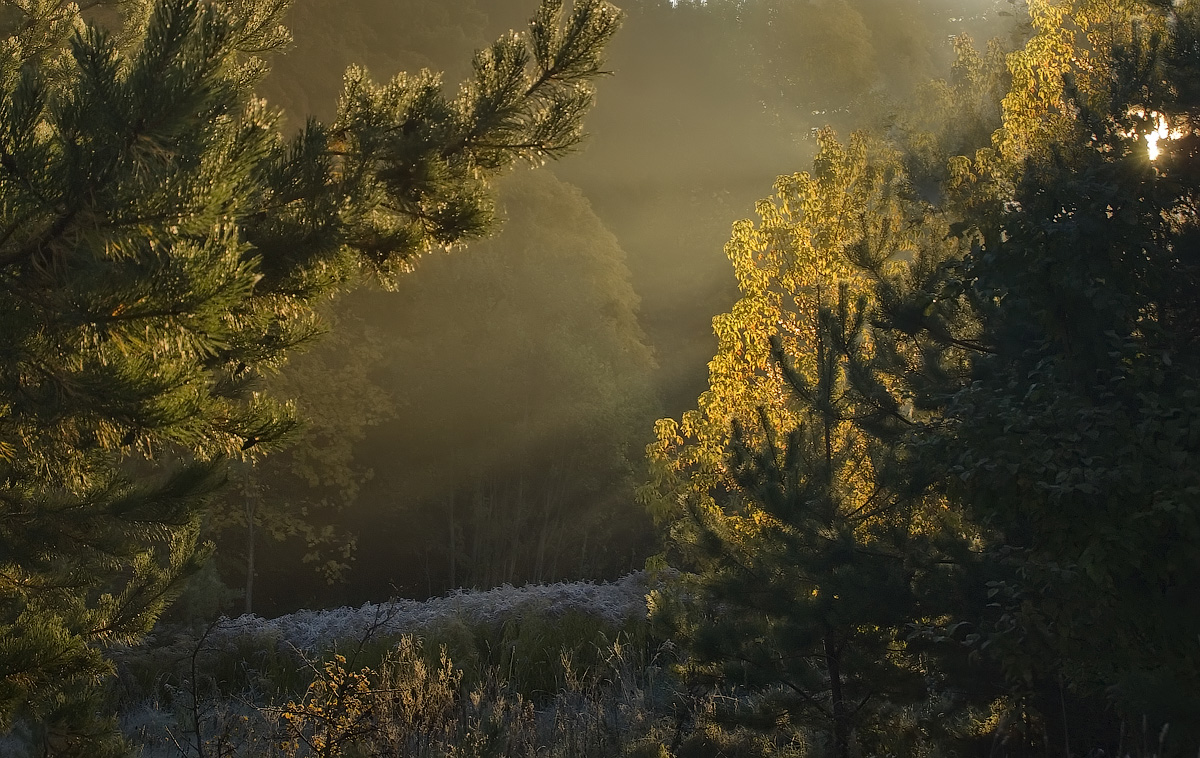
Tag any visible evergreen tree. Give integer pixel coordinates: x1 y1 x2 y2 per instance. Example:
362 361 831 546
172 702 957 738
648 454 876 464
918 0 1200 742
646 131 980 753
0 0 619 750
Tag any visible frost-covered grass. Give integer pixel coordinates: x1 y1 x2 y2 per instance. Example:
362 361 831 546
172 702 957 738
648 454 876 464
112 572 656 705
98 572 808 757
208 570 653 651
104 572 764 758
117 628 709 758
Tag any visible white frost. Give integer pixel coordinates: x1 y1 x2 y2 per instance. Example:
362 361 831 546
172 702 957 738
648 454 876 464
197 572 653 652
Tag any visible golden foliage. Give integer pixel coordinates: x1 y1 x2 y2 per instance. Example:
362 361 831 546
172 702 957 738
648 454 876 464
644 129 915 528
957 0 1172 190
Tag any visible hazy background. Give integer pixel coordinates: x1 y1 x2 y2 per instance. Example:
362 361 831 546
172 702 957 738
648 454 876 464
197 0 1017 617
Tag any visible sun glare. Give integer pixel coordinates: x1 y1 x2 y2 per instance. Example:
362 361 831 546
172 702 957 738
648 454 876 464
1129 108 1187 160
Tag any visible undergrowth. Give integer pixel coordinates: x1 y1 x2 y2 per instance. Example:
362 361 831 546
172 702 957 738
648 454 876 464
85 586 1196 758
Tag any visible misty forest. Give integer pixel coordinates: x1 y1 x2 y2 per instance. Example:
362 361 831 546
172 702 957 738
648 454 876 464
1 0 1199 755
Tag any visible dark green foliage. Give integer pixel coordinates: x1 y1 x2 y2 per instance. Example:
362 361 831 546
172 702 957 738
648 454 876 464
933 6 1200 742
0 0 619 748
659 301 977 756
856 0 1200 750
654 1 1200 753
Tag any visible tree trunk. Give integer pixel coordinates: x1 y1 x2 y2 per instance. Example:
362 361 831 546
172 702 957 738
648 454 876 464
549 518 564 579
447 490 456 589
486 478 500 587
508 474 525 584
471 477 484 589
243 470 256 616
824 633 850 758
535 489 554 582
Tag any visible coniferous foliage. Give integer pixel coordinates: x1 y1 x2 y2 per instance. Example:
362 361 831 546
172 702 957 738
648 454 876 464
0 0 619 748
646 129 986 754
651 0 1200 752
925 0 1200 738
670 333 951 757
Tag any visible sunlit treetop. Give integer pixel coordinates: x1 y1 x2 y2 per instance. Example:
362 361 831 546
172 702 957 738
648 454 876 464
642 129 963 527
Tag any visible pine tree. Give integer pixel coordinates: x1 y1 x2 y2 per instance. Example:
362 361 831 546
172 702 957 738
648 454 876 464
646 131 978 753
0 0 619 750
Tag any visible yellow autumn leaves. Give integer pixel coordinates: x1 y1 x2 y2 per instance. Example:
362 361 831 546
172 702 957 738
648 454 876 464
644 0 1175 544
643 129 917 534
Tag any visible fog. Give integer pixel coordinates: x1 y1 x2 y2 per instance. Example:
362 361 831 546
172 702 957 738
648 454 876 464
217 0 1018 615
